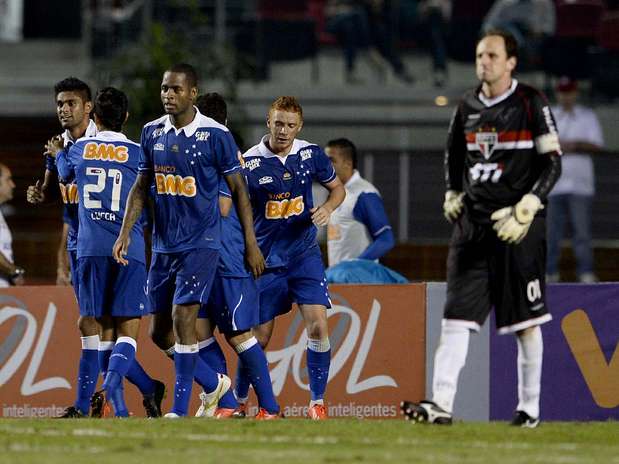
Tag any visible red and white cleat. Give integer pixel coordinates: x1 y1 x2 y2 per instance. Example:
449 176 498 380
307 404 328 420
254 408 282 420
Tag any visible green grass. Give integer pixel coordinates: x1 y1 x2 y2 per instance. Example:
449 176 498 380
0 419 617 464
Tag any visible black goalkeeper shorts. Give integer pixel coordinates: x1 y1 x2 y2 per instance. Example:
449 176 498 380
443 213 552 334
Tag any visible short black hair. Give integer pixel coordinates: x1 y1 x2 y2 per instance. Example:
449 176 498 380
54 77 92 102
94 87 128 132
166 63 199 89
196 92 227 125
326 138 357 169
478 29 519 60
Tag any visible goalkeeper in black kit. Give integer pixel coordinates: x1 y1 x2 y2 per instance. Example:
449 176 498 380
401 29 562 428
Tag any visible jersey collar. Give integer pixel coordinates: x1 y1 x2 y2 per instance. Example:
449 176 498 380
94 131 130 142
163 106 202 137
478 79 518 107
62 119 98 147
257 135 302 163
345 170 362 188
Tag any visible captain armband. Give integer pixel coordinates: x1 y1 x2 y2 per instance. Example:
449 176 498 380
534 133 561 155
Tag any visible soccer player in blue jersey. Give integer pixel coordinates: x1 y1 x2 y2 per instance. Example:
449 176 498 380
50 87 164 417
193 93 280 419
113 64 265 418
237 96 346 420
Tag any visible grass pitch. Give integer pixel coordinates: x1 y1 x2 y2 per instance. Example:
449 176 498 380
0 418 617 464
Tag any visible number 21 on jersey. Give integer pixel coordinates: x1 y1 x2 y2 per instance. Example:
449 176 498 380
83 167 123 211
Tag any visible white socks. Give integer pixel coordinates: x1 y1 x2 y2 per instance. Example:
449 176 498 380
432 323 470 414
516 326 543 419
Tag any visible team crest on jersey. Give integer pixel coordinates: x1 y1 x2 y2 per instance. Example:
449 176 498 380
244 158 261 171
171 144 179 153
259 176 273 185
152 128 164 138
195 131 210 142
475 129 498 159
154 143 165 151
283 171 292 181
299 149 312 161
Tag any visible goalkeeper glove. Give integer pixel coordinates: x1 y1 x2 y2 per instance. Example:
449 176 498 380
443 190 465 223
491 194 542 244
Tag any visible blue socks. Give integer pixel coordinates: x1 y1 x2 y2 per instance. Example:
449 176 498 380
235 337 279 413
307 338 331 402
126 359 156 397
172 343 198 416
103 337 137 417
234 362 251 402
74 335 100 416
199 337 237 409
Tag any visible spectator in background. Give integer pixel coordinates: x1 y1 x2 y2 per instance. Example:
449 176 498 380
417 0 451 87
0 163 25 287
326 138 394 266
482 0 555 69
547 77 604 283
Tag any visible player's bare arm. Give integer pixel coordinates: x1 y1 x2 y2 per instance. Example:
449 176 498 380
311 177 345 227
0 252 24 285
56 223 71 285
113 172 151 265
26 137 63 204
225 170 265 278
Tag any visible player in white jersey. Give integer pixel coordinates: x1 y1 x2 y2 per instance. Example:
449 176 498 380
0 164 24 287
325 138 394 266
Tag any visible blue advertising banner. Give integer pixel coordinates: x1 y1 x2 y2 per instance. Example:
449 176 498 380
490 283 619 421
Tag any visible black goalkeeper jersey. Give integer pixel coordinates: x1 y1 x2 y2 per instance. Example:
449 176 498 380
445 80 562 223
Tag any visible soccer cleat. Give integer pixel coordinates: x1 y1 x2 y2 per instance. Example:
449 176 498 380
214 408 236 419
194 374 232 418
510 410 540 428
307 404 328 420
400 400 453 425
90 390 111 418
143 380 166 418
254 408 283 420
232 403 247 418
164 412 181 419
55 406 86 419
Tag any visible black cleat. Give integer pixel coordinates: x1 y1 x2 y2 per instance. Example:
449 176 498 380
143 380 166 418
400 400 453 425
510 410 540 428
90 390 110 418
55 406 86 419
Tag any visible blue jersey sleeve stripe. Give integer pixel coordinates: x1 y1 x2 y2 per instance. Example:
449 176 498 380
319 169 337 185
372 225 392 237
219 190 232 198
222 165 241 174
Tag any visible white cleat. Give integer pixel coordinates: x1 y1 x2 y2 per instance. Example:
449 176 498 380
195 374 232 418
164 412 181 419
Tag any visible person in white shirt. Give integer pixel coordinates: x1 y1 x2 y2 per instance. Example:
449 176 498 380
547 77 604 283
326 138 394 266
0 163 24 287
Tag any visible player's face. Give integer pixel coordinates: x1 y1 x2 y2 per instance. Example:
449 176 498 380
267 109 303 154
160 71 197 116
557 89 578 109
475 35 516 85
326 146 352 181
56 91 91 130
0 166 15 204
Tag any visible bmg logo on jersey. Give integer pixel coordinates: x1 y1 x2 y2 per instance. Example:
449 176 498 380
155 173 196 197
59 183 79 204
266 195 304 219
83 143 128 163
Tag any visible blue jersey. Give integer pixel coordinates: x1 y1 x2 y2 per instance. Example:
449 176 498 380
56 131 145 263
242 137 336 268
139 109 240 253
47 120 98 251
218 180 249 278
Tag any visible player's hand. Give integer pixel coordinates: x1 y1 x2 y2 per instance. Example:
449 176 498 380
26 179 45 204
310 205 332 227
56 268 72 286
443 190 465 223
491 194 542 244
112 234 131 266
245 242 265 278
44 136 63 158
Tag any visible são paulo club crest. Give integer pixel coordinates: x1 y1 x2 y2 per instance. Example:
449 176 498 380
475 128 498 159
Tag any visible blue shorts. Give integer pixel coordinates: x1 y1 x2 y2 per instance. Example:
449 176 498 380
148 248 219 313
199 274 259 334
77 257 147 318
258 249 331 325
68 250 79 299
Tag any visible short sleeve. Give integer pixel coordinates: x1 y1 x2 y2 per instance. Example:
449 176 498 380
219 178 232 197
56 147 75 182
586 111 604 147
138 127 153 173
352 192 392 237
214 130 241 175
312 146 336 184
